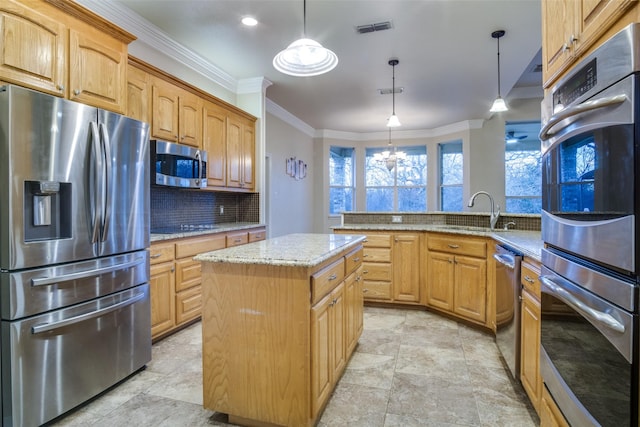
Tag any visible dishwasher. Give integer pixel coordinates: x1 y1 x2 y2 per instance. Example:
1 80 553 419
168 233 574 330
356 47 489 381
493 244 523 380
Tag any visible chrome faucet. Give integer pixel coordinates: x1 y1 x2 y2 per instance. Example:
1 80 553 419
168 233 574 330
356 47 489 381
467 191 500 230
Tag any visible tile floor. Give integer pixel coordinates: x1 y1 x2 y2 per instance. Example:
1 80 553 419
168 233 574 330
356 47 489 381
51 307 538 427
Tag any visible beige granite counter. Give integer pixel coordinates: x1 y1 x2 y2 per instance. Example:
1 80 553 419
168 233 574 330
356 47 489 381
150 222 264 242
194 233 366 267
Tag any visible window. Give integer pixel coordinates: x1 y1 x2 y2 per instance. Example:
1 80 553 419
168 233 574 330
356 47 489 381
365 145 427 212
329 146 354 215
505 138 542 213
439 141 463 211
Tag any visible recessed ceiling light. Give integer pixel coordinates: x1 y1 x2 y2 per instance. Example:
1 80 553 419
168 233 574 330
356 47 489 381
241 16 258 26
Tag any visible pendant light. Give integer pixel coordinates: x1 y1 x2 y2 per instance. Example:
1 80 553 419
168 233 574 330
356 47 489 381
273 0 338 77
387 59 401 127
490 30 508 113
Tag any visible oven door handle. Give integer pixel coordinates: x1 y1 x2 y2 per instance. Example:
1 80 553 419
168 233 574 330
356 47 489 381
539 275 626 333
539 94 627 141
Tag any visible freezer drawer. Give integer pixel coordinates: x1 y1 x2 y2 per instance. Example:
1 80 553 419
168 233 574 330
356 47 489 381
1 284 151 427
1 251 149 320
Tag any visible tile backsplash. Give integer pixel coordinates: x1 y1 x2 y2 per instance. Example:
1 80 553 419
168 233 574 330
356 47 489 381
150 187 259 230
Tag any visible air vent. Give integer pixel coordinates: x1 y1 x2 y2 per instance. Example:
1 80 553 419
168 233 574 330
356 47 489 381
356 21 393 34
378 87 403 95
532 64 543 73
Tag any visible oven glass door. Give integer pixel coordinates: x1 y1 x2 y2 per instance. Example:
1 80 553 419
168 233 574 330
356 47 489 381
540 268 635 426
542 123 634 220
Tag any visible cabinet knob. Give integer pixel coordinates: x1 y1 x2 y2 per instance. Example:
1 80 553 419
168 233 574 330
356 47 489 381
568 34 578 45
57 84 64 91
448 258 453 264
171 267 175 272
562 43 570 51
74 89 80 96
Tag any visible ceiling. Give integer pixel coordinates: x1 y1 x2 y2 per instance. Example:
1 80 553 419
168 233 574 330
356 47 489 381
112 0 543 133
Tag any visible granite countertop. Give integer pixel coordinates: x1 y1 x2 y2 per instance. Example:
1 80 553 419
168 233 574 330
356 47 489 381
194 233 366 267
334 224 543 262
150 222 265 242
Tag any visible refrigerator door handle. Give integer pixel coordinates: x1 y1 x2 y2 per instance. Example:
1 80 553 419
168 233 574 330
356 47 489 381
89 121 103 244
30 291 146 334
99 123 112 242
30 257 146 287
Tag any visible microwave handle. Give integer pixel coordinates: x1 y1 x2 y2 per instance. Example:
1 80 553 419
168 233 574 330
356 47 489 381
539 93 627 141
195 149 203 185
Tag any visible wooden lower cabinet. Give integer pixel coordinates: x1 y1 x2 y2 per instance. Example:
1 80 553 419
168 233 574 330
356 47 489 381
426 234 487 325
520 260 542 414
392 233 421 303
149 226 265 341
540 386 570 427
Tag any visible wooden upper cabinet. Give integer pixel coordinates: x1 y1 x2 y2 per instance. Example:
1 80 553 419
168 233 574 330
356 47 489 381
178 90 202 147
126 64 149 123
202 100 227 187
0 0 66 96
226 113 255 190
542 0 636 88
151 77 179 142
242 119 255 189
151 77 202 148
68 25 127 113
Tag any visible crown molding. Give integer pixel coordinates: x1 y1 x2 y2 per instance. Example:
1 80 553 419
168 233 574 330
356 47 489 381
266 99 316 137
238 77 273 95
75 0 237 93
315 120 485 141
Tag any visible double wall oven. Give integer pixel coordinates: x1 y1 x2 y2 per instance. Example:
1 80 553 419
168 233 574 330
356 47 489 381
539 24 640 426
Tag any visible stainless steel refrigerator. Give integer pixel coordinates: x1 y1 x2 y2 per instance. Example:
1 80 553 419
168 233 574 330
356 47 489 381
0 85 152 427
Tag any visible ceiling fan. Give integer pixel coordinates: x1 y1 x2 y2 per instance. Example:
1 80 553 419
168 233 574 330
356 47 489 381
505 131 527 143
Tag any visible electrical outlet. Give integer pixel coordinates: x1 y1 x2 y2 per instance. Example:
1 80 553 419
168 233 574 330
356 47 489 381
219 206 224 215
391 215 402 223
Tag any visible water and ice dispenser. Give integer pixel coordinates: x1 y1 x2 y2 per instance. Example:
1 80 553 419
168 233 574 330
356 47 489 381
24 180 72 241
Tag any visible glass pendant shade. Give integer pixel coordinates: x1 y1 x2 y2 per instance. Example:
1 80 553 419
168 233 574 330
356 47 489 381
490 96 508 113
386 114 401 128
273 38 338 77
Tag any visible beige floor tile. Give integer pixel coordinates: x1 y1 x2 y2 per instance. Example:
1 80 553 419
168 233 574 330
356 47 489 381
339 352 397 389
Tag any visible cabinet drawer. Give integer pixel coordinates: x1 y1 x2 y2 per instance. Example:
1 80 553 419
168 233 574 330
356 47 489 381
362 262 392 281
521 261 541 299
345 247 363 274
248 228 266 242
175 258 201 292
311 258 345 304
226 231 249 247
427 235 486 258
149 242 174 264
175 285 202 325
175 234 226 259
363 234 392 248
363 247 391 262
362 281 392 300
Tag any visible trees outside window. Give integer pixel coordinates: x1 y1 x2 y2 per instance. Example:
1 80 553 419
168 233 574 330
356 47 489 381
329 146 354 215
365 145 427 212
505 139 542 213
439 141 463 211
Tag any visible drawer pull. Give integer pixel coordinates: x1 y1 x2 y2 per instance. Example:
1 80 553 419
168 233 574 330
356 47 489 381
363 289 368 293
524 275 536 284
353 257 361 262
363 254 368 257
448 244 460 249
363 270 369 274
328 274 337 281
150 253 162 259
234 238 242 243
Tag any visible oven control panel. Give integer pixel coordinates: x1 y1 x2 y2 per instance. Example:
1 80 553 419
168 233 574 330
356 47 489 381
553 58 597 109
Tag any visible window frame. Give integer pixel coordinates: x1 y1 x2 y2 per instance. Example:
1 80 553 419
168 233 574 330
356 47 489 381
329 145 355 216
438 140 464 212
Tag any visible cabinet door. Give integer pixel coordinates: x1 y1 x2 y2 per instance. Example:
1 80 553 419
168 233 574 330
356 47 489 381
426 252 454 311
331 282 346 382
241 120 255 189
68 27 126 113
175 258 201 292
202 101 226 187
151 78 179 141
541 0 576 86
0 0 66 96
178 91 201 148
577 0 636 55
311 292 333 419
175 285 202 325
226 115 243 188
345 265 364 355
540 386 570 427
149 261 175 339
393 233 420 303
127 65 149 122
521 289 541 413
453 255 487 323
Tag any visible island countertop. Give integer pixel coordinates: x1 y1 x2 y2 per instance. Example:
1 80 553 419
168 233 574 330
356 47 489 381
194 232 366 267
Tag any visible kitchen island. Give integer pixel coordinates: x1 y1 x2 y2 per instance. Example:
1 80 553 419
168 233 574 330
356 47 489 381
195 233 366 427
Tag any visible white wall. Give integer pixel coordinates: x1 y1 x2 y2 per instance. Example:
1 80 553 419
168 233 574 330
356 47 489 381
265 112 315 237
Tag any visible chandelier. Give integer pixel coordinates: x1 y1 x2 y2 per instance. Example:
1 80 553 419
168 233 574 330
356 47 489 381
374 129 406 171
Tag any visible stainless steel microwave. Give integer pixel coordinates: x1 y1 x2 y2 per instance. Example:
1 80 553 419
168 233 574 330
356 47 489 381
151 140 207 189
